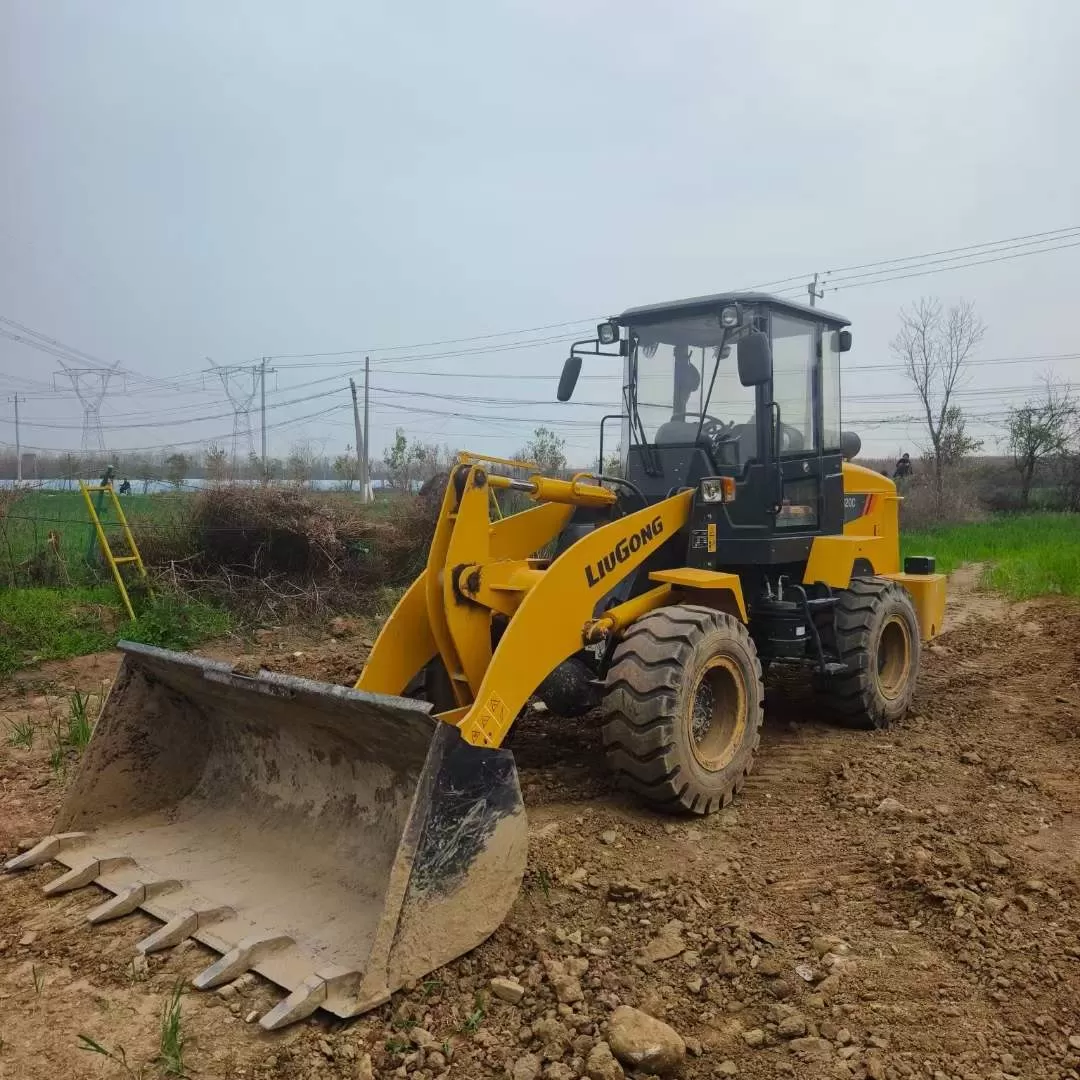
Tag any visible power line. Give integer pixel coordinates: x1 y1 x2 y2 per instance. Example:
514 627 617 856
271 332 588 371
744 224 1080 293
823 224 1080 279
828 237 1080 291
0 317 216 396
0 386 346 432
264 318 597 362
0 401 351 456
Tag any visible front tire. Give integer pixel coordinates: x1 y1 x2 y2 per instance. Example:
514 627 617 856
601 605 764 815
821 578 920 729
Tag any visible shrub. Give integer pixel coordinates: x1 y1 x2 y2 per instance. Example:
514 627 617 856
898 471 985 530
131 486 438 618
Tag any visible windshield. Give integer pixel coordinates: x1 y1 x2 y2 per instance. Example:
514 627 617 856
627 314 757 461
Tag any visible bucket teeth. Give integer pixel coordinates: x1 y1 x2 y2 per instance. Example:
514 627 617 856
42 856 133 896
135 906 234 955
259 972 329 1030
4 833 87 871
259 966 359 1030
191 934 293 990
85 879 181 925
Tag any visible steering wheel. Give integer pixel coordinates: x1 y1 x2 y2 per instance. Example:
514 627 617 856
699 415 738 453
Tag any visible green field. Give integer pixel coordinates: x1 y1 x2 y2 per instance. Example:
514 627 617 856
0 492 239 678
0 585 231 678
904 513 1080 599
2 497 1077 678
1 489 191 583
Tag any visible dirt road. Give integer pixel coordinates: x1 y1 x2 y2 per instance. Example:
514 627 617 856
1 574 1078 1080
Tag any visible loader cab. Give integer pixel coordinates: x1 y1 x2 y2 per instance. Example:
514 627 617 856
559 291 853 567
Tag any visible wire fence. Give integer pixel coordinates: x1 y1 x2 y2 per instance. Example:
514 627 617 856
0 481 437 625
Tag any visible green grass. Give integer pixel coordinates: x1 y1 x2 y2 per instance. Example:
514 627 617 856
6 716 35 748
0 489 191 584
460 992 486 1035
66 690 96 749
118 595 232 649
77 1033 142 1079
904 512 1080 599
0 585 118 673
0 585 232 678
158 982 187 1077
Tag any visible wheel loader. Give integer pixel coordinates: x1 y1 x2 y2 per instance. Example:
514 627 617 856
6 291 945 1029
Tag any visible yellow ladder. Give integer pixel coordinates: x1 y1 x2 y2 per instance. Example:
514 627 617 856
79 479 151 620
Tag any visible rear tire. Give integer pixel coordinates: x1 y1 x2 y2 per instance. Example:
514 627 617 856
601 605 764 815
820 578 920 730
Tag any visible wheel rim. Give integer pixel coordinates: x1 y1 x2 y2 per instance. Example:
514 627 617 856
876 615 912 700
688 656 747 771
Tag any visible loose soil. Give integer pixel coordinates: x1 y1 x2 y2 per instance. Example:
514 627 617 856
1 574 1078 1080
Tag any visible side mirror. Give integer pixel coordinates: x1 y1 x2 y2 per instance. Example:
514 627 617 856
737 331 772 387
597 320 619 346
557 355 582 401
838 329 852 353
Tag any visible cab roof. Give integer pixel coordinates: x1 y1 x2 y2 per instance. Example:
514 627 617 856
616 291 850 329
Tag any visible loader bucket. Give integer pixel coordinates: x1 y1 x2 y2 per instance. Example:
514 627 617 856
5 643 528 1029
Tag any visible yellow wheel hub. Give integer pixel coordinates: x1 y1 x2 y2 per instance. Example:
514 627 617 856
688 655 748 772
876 614 912 700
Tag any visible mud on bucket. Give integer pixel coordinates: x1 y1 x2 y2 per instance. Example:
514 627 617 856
7 643 528 1029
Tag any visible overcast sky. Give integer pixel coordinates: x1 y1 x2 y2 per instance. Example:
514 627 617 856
2 0 1079 465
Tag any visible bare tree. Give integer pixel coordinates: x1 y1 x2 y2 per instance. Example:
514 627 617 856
891 297 986 501
286 439 318 487
163 451 190 490
1003 376 1076 508
130 454 161 494
333 450 361 491
204 443 229 484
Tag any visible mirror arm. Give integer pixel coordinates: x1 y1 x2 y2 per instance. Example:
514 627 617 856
570 338 623 359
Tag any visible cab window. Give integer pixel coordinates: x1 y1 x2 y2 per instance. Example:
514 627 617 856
770 315 816 454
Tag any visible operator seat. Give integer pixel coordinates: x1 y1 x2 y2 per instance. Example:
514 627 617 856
654 420 704 445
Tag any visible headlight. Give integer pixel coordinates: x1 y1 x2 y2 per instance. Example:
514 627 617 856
720 305 740 328
597 320 619 346
701 477 735 503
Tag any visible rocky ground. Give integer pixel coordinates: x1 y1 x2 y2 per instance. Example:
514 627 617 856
1 570 1078 1080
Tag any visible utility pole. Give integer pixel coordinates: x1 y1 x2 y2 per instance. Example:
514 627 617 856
10 393 21 483
362 356 371 502
349 377 365 496
807 272 824 307
260 357 268 477
259 357 276 482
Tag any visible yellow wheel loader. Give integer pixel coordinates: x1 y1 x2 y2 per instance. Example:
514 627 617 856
6 292 946 1029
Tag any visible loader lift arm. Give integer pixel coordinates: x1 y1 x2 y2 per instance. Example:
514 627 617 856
356 455 700 746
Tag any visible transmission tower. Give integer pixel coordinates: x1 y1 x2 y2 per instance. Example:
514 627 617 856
55 368 118 452
209 361 260 472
